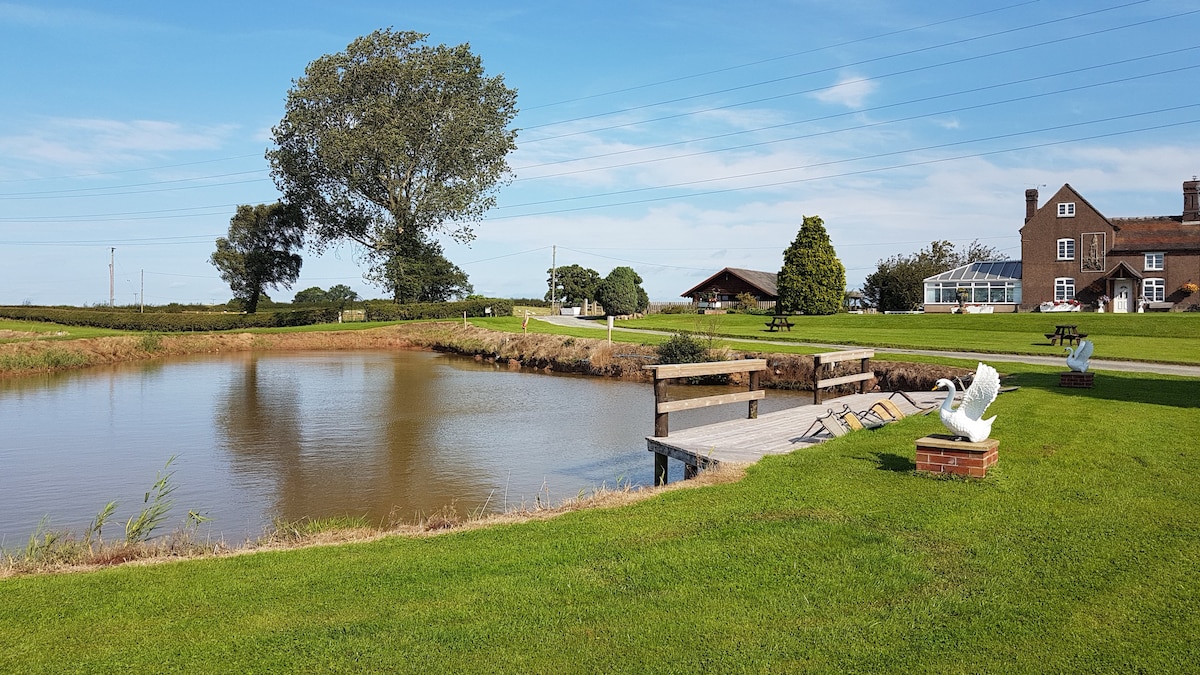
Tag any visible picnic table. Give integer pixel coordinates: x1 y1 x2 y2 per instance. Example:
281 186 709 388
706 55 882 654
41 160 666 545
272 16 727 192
765 315 793 332
1045 324 1087 346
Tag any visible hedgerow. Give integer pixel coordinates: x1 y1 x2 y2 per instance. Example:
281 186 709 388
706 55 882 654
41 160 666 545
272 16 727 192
363 298 513 321
0 306 339 331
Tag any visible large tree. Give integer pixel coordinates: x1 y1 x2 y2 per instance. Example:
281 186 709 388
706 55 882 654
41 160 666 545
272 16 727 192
861 239 1003 312
368 230 472 303
776 215 845 315
595 266 649 317
268 29 518 279
210 203 305 313
545 264 601 305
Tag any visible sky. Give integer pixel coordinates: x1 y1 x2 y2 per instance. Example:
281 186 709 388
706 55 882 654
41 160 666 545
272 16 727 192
1 0 1197 306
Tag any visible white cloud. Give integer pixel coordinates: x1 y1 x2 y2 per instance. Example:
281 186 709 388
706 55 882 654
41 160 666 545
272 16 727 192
810 74 878 109
0 118 237 171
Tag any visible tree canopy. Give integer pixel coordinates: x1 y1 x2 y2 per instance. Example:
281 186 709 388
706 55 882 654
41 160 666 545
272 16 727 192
776 215 845 315
293 284 360 307
367 230 472 303
268 28 518 294
594 267 649 317
209 203 305 314
546 264 601 305
861 240 1004 312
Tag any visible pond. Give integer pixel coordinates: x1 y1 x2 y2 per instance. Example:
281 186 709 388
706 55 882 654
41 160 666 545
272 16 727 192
0 350 808 546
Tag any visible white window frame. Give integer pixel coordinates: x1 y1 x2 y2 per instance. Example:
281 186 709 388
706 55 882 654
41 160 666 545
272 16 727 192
1144 252 1164 271
1056 238 1075 261
1057 202 1076 217
1054 277 1075 301
1143 278 1165 302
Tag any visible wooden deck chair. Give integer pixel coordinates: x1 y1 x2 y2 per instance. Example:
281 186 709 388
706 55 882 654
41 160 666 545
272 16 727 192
833 403 886 430
869 399 906 422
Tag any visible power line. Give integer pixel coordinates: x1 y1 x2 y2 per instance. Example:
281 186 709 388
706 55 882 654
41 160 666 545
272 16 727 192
520 5 1195 144
485 117 1200 220
513 46 1200 173
524 0 1045 110
520 0 1165 139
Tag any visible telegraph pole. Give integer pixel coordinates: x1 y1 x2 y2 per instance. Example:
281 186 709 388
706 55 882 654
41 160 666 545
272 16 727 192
109 248 115 307
140 269 145 313
550 244 557 309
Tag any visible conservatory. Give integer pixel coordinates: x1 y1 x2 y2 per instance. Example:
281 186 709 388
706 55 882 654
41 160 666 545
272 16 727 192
922 260 1022 313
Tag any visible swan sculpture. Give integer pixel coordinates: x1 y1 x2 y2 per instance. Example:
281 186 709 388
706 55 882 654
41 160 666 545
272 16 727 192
1065 339 1094 373
933 362 1001 443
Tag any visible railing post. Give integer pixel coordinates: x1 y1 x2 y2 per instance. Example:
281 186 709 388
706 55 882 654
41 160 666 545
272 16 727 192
860 356 870 394
812 355 822 405
748 370 760 419
654 377 669 437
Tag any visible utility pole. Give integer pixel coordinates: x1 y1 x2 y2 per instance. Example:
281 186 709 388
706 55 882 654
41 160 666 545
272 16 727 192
109 248 115 307
140 269 145 313
550 244 557 309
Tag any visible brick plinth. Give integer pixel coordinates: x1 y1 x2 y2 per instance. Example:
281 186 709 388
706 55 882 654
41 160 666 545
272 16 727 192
915 434 999 478
1059 371 1094 388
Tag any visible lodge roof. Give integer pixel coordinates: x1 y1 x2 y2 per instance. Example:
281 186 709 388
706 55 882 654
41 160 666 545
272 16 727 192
1109 216 1200 252
681 267 779 299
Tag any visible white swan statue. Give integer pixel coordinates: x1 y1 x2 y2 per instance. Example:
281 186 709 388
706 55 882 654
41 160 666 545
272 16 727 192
1065 339 1093 373
933 362 1001 443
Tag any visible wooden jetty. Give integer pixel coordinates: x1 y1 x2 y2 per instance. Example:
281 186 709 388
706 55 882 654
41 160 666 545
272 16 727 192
645 356 946 484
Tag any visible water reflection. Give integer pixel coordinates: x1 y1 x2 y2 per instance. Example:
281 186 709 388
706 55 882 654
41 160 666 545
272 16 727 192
0 350 811 545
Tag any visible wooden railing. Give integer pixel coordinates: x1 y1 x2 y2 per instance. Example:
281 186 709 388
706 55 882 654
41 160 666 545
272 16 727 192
644 358 767 484
811 349 875 404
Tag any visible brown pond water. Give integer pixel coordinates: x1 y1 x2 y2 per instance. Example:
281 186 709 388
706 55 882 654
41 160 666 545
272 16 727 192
0 350 810 545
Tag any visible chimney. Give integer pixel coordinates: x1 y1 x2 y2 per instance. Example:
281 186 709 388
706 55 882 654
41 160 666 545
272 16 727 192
1185 178 1200 223
1025 188 1039 223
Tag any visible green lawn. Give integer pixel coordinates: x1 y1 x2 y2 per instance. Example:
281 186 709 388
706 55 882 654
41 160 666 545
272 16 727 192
620 312 1200 364
1 364 1197 671
0 319 130 341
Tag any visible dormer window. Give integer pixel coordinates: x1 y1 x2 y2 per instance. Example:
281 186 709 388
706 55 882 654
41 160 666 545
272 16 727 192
1057 238 1075 261
1057 202 1076 217
1144 252 1164 271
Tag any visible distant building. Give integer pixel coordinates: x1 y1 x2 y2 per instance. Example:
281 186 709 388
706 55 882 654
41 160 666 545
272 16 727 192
681 268 778 308
1020 179 1200 312
923 261 1023 313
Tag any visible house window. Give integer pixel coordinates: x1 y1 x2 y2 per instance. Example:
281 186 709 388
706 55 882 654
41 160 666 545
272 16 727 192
1057 202 1076 217
1144 252 1164 271
1056 238 1075 261
1143 278 1165 302
1054 277 1075 301
923 281 1020 304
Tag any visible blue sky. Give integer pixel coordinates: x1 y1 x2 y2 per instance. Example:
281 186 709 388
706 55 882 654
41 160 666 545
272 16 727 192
1 0 1197 306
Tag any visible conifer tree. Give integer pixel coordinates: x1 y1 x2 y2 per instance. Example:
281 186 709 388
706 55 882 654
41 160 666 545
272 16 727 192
776 215 845 315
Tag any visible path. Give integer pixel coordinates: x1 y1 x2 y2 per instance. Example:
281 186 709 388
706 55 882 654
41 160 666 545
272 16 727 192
533 315 1200 378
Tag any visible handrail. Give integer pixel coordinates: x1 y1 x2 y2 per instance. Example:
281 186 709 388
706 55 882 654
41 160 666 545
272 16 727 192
812 349 875 404
644 358 767 438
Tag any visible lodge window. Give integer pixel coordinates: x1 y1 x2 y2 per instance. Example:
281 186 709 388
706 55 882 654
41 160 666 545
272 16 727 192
1144 252 1164 271
1056 238 1075 261
1057 202 1076 217
1054 277 1075 301
1143 278 1165 302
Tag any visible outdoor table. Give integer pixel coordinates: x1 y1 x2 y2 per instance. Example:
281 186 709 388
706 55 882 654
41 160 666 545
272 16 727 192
765 315 793 332
1046 324 1086 346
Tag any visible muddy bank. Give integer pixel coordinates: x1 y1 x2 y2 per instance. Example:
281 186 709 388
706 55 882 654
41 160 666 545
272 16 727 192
0 322 971 390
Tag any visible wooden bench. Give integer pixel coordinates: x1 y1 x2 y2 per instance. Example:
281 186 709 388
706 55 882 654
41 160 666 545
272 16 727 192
644 358 767 485
812 349 875 404
1045 332 1087 346
765 315 793 331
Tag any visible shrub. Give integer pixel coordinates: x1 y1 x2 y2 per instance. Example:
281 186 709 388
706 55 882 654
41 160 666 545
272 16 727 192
0 306 339 331
655 333 710 364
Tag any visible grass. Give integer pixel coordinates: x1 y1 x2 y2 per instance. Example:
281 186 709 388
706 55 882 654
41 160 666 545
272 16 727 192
0 319 129 342
1 364 1198 671
620 311 1200 364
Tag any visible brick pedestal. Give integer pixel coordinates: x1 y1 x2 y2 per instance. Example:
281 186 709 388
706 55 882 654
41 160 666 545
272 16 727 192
915 435 998 478
1059 371 1094 388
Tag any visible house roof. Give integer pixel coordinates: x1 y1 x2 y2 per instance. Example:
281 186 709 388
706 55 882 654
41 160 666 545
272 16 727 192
681 267 778 298
923 260 1022 283
1109 216 1200 252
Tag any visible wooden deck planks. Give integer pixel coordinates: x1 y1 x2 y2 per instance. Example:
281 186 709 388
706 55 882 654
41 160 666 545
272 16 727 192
646 391 946 469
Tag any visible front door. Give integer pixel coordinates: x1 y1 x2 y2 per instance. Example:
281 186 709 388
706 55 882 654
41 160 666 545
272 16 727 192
1113 280 1133 313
